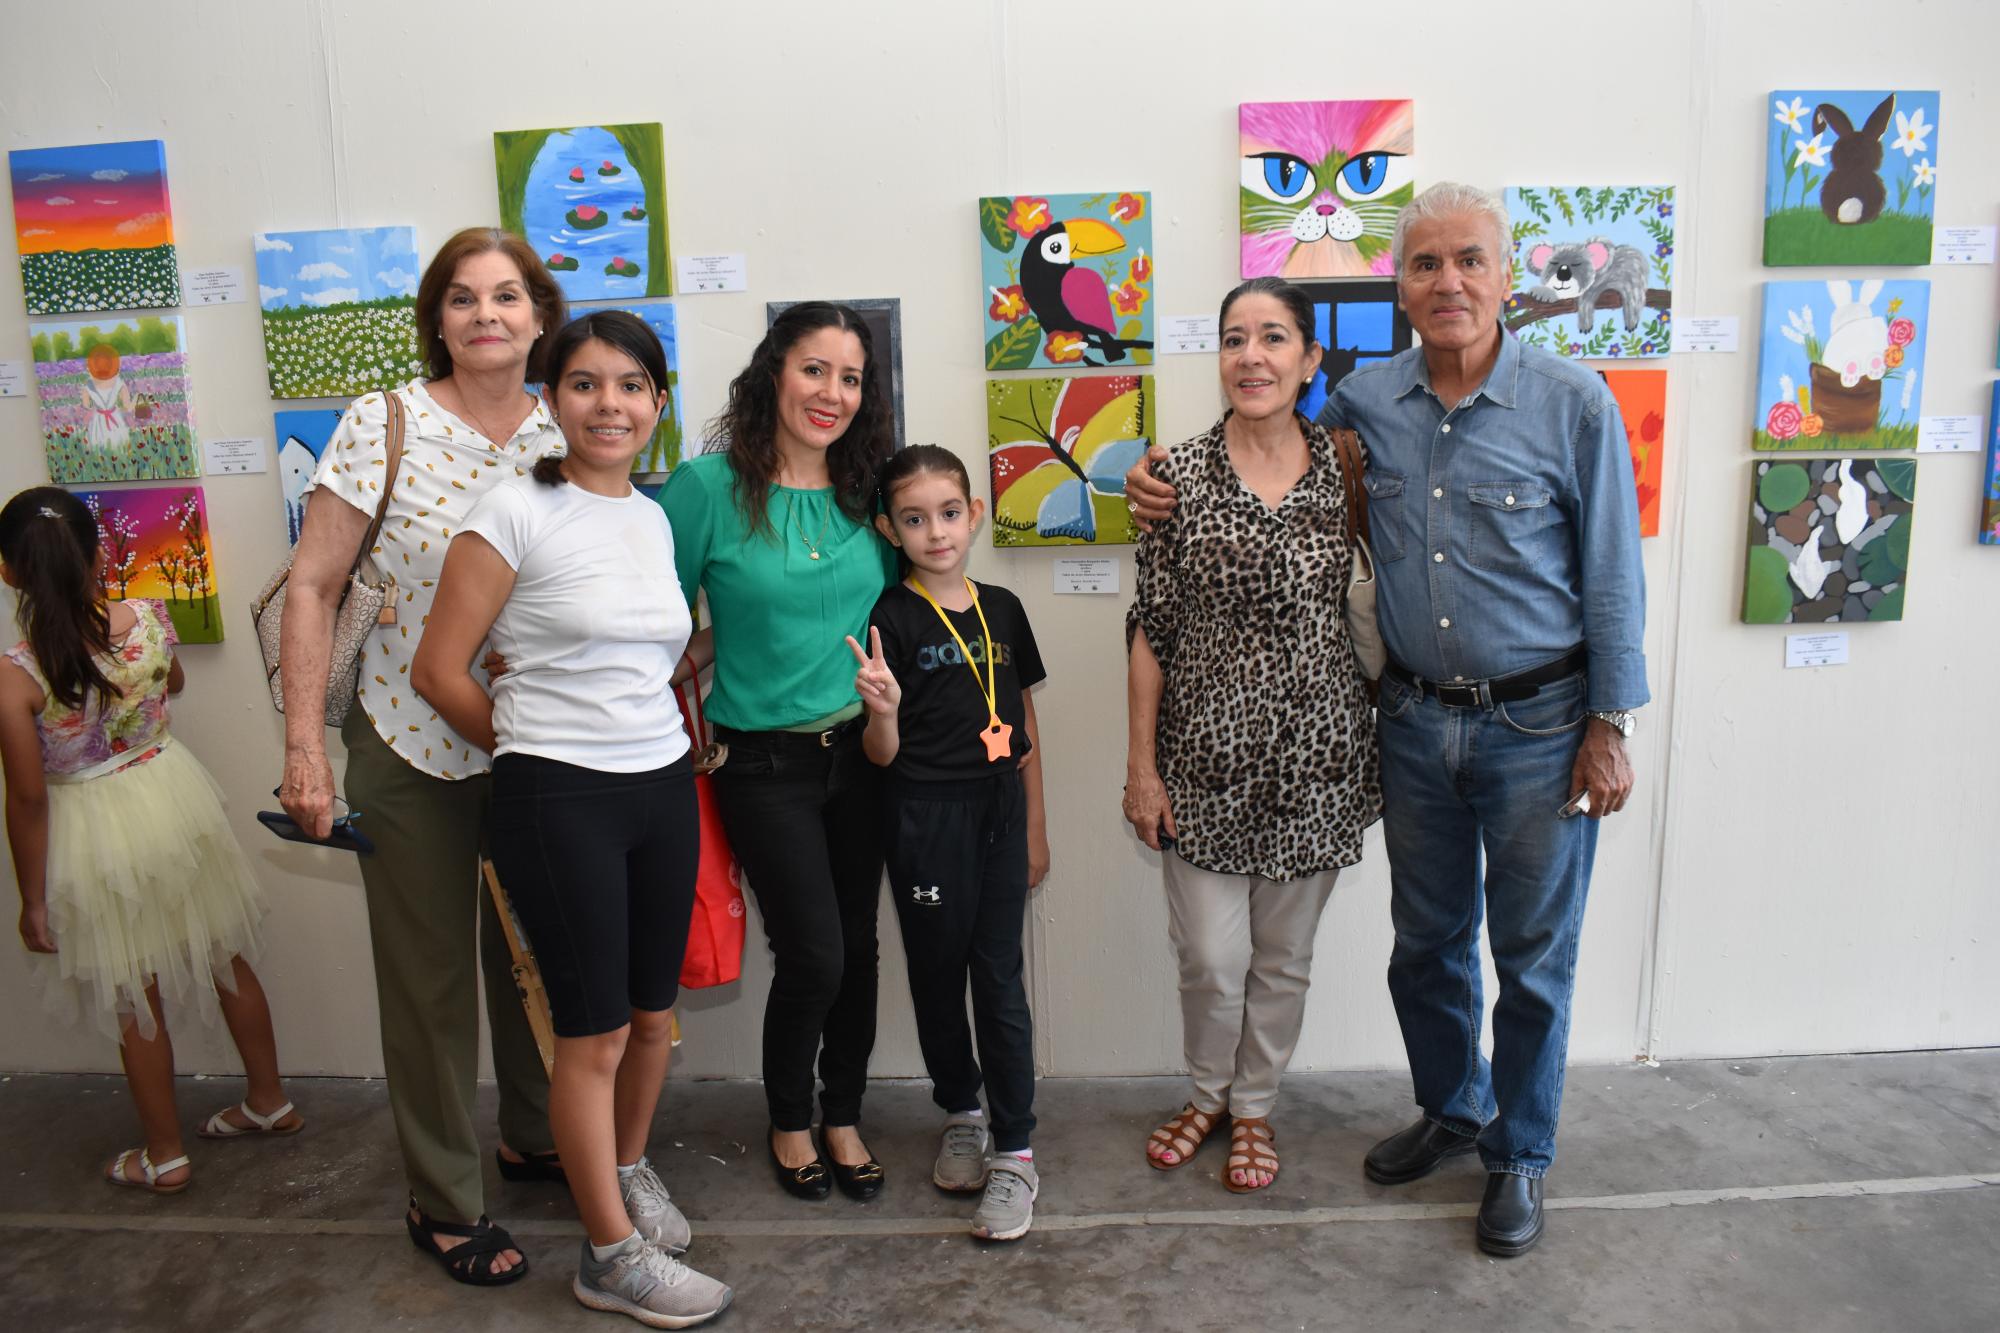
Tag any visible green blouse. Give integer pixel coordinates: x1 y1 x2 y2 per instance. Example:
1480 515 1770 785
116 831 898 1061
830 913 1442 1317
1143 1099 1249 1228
659 451 897 732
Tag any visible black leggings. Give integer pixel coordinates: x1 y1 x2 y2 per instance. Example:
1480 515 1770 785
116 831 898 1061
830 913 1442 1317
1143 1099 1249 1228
711 721 884 1131
488 752 698 1039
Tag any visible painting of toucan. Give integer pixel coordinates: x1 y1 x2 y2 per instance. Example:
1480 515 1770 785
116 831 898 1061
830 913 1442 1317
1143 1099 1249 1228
1018 218 1155 365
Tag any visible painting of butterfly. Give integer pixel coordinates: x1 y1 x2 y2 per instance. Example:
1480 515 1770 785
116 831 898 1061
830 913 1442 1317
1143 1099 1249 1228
1240 100 1415 279
988 375 1153 547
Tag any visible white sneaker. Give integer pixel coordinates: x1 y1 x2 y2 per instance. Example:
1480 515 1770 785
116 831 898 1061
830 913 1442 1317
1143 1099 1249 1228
573 1235 732 1329
621 1156 692 1254
970 1155 1039 1241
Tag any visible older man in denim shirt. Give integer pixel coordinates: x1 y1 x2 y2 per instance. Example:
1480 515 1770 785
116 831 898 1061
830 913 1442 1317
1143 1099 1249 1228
1128 182 1646 1256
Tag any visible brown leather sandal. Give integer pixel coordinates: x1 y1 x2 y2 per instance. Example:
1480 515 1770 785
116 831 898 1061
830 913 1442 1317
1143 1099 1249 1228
1146 1103 1223 1171
1223 1117 1279 1193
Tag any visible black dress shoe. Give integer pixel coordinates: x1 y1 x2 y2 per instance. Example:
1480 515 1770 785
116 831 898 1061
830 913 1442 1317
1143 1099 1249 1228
1475 1171 1545 1257
769 1129 832 1201
829 1154 885 1200
1363 1116 1480 1185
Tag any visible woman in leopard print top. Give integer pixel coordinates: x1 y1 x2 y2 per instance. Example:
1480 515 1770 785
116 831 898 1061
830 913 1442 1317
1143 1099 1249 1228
1123 277 1381 1193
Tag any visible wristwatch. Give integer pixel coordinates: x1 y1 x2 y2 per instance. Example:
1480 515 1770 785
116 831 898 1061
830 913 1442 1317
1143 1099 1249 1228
1588 710 1636 738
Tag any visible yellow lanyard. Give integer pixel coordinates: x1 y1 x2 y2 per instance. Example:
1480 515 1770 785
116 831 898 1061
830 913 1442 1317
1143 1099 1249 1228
909 576 1012 760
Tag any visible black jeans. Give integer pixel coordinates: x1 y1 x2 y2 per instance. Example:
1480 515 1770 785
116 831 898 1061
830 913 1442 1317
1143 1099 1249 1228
885 770 1036 1152
488 752 698 1039
711 721 885 1131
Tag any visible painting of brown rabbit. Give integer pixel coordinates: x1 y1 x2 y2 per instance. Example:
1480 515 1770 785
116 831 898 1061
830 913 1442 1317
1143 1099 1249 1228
1764 90 1938 264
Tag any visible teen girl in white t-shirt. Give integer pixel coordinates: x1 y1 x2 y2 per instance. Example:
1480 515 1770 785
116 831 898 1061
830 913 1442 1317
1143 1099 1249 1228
413 311 730 1329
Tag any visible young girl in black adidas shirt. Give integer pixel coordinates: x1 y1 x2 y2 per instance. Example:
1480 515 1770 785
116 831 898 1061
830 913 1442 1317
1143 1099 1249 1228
846 445 1049 1241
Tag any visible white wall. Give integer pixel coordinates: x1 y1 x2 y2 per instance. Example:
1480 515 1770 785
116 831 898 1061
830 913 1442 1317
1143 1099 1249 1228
1 0 1994 1080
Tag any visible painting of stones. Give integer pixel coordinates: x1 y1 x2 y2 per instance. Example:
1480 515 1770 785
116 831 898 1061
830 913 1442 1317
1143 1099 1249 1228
1743 457 1915 624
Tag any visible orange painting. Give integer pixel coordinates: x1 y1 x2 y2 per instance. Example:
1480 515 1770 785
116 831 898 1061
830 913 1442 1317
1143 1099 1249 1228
1601 368 1665 537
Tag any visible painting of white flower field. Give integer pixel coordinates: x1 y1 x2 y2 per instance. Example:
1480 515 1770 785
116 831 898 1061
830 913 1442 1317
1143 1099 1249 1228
255 227 425 398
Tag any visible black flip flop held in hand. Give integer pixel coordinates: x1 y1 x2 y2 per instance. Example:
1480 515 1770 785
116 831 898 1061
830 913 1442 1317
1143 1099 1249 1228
405 1201 529 1286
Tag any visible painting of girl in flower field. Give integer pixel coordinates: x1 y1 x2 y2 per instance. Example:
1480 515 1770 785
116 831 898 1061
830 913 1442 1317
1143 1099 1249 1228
980 192 1153 371
1754 280 1928 451
1764 90 1937 265
30 314 197 484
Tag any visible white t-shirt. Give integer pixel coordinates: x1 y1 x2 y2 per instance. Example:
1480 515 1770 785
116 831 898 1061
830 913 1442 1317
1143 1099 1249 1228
306 379 561 780
459 473 693 773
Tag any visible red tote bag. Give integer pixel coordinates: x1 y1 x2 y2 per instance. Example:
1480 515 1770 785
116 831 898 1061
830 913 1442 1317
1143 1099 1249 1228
674 680 746 989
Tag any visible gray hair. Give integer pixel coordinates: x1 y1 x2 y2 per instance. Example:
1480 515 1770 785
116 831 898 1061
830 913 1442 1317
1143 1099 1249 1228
1390 182 1511 273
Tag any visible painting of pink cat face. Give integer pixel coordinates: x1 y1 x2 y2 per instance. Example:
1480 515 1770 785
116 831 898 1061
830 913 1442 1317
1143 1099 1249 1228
1240 100 1415 279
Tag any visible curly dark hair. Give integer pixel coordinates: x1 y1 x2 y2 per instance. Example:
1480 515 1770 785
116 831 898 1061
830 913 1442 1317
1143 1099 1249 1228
704 301 893 537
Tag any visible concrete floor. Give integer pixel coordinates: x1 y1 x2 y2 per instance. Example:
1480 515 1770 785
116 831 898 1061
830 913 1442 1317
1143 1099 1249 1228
1 1050 1995 1332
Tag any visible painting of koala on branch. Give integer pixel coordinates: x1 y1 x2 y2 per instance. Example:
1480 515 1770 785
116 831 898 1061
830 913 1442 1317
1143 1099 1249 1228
1505 186 1674 361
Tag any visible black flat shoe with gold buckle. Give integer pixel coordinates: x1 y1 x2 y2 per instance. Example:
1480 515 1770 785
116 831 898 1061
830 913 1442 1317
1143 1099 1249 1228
770 1128 832 1201
826 1135 886 1201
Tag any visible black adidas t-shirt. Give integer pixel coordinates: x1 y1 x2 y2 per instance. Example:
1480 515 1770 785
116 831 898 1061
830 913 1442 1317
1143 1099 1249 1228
868 579 1047 783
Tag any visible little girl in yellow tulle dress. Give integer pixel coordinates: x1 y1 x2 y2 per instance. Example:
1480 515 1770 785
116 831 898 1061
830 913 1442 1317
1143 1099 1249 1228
0 487 302 1193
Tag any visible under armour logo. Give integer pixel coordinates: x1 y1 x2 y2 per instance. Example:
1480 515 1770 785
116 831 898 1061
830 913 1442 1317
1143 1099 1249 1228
911 885 942 906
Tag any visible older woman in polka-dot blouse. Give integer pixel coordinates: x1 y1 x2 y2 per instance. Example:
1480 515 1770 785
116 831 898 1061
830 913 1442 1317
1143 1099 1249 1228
275 227 569 1287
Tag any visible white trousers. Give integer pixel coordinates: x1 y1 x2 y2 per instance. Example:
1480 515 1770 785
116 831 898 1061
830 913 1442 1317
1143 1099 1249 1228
1163 852 1340 1120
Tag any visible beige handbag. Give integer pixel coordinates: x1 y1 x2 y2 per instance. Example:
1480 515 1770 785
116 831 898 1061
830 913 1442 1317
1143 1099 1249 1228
250 394 407 726
1330 428 1386 682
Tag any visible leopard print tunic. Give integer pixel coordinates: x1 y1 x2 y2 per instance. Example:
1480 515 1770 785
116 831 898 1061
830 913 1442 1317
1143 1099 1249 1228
1126 416 1382 879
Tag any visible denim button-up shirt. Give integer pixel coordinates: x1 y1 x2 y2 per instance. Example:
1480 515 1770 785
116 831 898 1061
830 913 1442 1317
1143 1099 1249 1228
1316 330 1649 712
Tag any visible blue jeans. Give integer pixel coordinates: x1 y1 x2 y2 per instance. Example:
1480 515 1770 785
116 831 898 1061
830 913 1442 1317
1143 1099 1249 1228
1375 669 1598 1178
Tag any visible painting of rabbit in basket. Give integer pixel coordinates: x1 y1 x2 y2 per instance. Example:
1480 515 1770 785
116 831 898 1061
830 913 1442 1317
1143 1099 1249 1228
1754 280 1929 451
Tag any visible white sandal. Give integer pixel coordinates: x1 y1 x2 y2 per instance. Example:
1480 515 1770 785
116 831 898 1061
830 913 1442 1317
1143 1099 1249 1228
106 1147 192 1195
199 1100 303 1139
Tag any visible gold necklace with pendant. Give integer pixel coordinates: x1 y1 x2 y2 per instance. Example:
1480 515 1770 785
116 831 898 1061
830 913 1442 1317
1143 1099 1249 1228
794 493 833 561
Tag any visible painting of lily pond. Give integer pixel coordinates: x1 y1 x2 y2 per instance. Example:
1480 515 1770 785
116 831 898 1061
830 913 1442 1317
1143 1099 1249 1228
495 123 670 301
30 314 197 484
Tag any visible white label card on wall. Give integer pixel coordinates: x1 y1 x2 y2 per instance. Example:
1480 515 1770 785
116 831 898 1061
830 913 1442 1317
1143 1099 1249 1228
1679 316 1738 353
675 254 747 293
182 265 247 305
0 360 26 397
1917 415 1982 453
1161 315 1219 355
202 436 268 475
1053 556 1119 595
1785 632 1849 669
1931 226 1996 265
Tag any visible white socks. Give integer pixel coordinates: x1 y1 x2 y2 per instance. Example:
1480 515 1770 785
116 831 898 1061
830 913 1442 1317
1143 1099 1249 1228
590 1230 643 1262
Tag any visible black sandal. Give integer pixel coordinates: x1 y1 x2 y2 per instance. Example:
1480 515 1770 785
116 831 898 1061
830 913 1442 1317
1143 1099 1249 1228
495 1147 565 1183
405 1199 530 1286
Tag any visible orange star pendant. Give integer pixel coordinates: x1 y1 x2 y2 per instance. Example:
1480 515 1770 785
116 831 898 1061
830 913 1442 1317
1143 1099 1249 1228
981 716 1013 761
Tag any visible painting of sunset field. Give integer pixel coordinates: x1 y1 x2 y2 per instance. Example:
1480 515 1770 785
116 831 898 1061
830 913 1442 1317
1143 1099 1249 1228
11 139 180 315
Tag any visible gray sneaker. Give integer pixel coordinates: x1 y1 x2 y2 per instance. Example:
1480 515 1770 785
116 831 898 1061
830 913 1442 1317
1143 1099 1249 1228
933 1112 992 1191
574 1235 732 1329
970 1155 1039 1241
621 1157 691 1254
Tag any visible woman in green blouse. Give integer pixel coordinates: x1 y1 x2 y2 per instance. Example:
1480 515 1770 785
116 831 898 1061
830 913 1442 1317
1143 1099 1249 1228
659 303 897 1202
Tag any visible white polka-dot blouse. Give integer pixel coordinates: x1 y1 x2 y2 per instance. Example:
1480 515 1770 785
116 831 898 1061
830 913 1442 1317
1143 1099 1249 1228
306 378 563 780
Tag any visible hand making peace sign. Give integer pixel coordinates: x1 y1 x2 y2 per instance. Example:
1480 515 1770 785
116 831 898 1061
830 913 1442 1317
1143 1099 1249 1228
846 627 902 717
